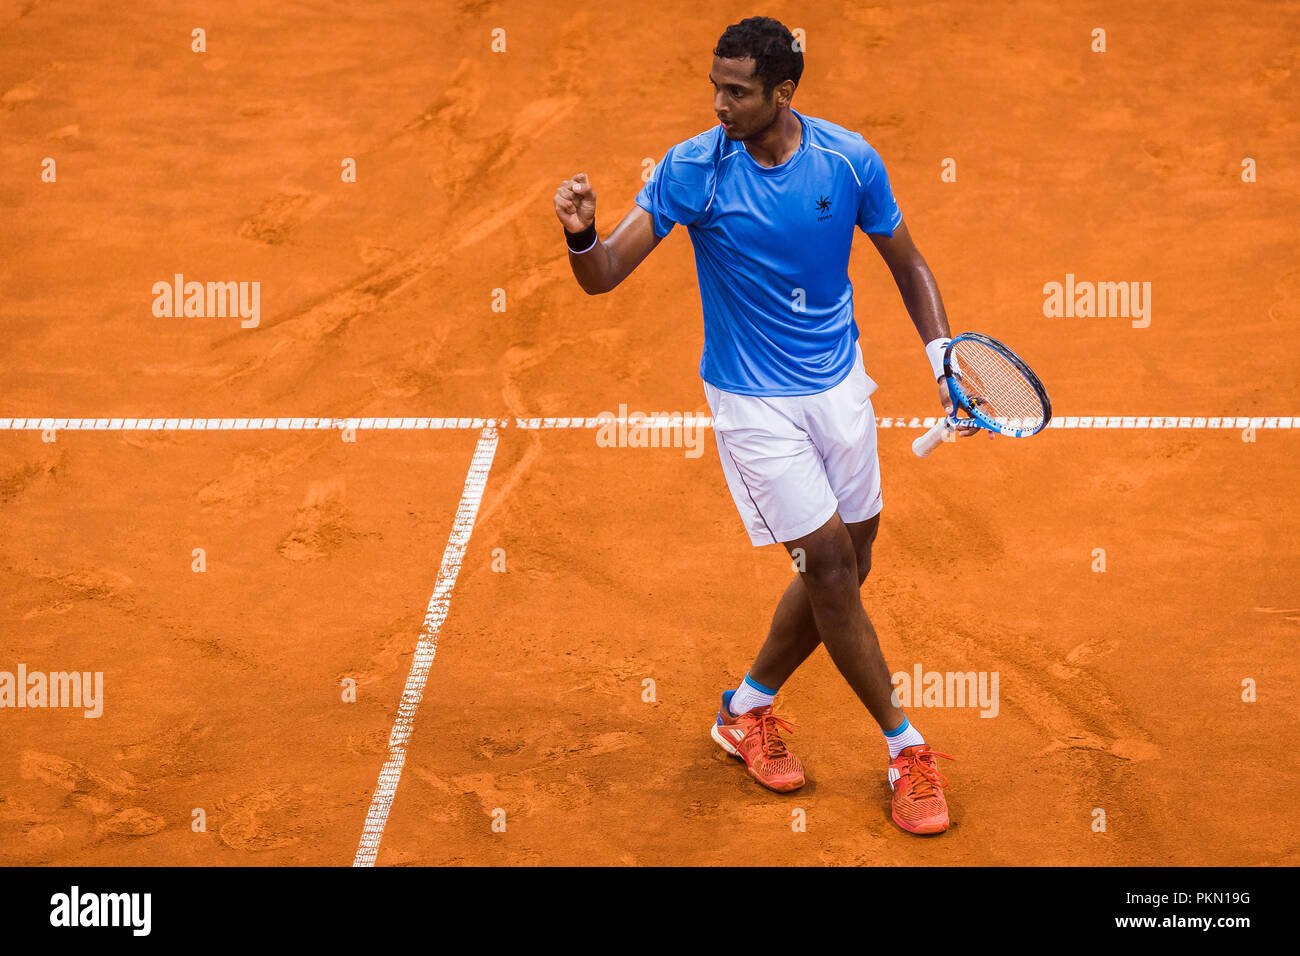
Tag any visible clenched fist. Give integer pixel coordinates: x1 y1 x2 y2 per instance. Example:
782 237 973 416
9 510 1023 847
554 172 597 234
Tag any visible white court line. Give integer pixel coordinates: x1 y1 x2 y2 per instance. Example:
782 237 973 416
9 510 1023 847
352 424 500 868
0 415 1294 431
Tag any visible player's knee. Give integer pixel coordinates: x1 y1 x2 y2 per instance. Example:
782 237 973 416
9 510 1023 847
803 548 860 595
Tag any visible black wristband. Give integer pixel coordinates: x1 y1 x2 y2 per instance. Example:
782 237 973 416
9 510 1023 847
564 222 598 254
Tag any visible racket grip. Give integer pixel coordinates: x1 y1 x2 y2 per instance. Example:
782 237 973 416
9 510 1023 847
912 418 954 458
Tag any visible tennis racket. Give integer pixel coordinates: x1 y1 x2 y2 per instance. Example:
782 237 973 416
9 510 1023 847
912 332 1052 458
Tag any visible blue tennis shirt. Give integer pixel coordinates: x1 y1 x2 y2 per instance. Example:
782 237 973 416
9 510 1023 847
635 109 902 396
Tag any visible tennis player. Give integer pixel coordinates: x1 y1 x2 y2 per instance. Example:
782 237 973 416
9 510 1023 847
554 16 974 835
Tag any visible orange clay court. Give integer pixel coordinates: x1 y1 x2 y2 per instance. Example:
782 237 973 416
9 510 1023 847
0 0 1297 866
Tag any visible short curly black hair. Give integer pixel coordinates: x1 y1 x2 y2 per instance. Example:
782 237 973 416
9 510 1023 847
714 16 804 95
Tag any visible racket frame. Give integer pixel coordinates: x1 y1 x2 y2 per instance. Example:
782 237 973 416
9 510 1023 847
941 331 1052 438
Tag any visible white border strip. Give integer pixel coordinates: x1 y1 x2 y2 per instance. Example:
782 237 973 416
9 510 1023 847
352 424 500 868
0 415 1293 431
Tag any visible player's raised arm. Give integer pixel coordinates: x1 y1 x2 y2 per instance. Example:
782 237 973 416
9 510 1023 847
554 172 663 295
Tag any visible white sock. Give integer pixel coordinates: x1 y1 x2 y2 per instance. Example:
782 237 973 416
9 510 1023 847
728 673 777 716
884 714 925 759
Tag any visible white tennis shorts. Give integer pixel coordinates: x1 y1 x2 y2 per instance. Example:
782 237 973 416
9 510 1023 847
703 343 883 547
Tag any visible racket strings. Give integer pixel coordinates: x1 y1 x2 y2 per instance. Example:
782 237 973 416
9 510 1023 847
951 341 1046 427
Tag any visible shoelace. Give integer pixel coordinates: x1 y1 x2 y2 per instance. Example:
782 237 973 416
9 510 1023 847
751 713 798 759
902 748 954 799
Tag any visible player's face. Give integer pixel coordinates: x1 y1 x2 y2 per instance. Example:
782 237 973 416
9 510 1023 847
710 56 778 141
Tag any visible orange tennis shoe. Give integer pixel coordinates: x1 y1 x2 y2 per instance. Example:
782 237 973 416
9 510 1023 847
711 691 805 792
888 745 954 834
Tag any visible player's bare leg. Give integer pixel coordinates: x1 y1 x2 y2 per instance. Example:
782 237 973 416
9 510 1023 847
768 514 902 729
747 514 881 704
758 512 952 833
